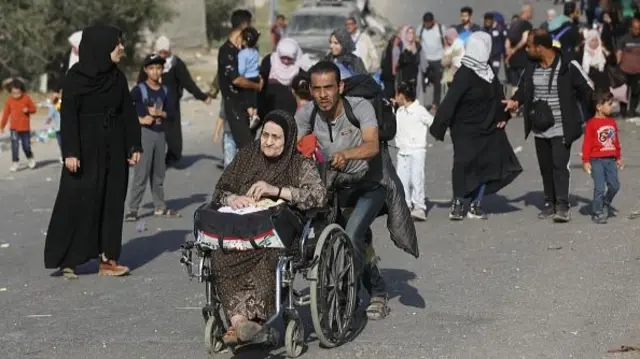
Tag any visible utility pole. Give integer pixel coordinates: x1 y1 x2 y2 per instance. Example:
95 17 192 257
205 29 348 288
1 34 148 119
269 0 279 26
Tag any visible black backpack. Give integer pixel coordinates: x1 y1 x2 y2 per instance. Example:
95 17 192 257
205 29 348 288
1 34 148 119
310 74 397 142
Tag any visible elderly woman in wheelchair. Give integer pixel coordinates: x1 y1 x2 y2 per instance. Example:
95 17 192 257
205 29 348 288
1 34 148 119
182 110 359 357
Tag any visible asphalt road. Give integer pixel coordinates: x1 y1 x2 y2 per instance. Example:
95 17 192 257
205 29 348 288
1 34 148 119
3 97 640 359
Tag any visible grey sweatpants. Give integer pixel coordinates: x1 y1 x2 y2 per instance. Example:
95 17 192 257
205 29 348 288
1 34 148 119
128 127 166 212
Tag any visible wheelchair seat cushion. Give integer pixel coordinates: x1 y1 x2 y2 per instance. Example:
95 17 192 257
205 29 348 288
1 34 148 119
194 202 303 252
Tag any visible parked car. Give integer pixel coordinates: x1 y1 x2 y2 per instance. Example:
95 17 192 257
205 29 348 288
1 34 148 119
286 0 393 62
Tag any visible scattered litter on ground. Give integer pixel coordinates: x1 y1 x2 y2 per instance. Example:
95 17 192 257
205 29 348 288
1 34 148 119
32 208 52 213
46 177 52 182
26 314 52 318
608 344 640 353
547 246 563 251
1 243 9 248
0 287 7 292
628 211 640 219
514 146 523 153
175 306 201 310
181 121 192 126
136 221 147 232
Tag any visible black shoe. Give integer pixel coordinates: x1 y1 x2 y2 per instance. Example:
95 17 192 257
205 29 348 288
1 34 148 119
592 212 607 224
538 203 555 219
216 161 224 170
467 202 488 219
553 206 571 223
449 199 465 221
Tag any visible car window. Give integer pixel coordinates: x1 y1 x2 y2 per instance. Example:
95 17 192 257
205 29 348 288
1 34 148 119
288 14 347 36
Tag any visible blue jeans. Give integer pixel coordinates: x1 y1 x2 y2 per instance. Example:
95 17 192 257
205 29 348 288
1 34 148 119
590 157 620 215
457 184 486 204
222 133 237 168
10 130 33 162
55 131 62 157
344 186 387 297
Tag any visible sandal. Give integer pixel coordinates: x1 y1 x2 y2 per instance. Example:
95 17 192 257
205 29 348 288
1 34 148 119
154 208 182 217
62 268 78 280
222 327 238 345
236 320 263 342
124 211 138 222
366 295 390 320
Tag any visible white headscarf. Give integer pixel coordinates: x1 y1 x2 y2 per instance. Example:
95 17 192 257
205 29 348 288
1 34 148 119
582 30 606 72
68 30 83 70
460 31 495 83
268 38 314 86
154 35 175 73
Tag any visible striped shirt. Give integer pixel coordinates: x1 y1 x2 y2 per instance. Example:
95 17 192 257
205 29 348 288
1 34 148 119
532 59 563 138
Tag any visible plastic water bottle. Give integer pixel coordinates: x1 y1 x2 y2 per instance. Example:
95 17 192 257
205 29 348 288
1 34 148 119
136 221 147 233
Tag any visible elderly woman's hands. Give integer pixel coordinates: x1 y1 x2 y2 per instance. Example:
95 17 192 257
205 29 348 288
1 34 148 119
246 181 279 201
227 195 256 209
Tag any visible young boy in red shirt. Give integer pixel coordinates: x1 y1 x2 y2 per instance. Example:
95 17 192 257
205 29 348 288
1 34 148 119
0 80 37 172
582 91 623 224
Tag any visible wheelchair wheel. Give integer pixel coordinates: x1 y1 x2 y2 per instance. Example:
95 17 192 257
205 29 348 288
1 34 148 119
204 316 225 354
284 319 305 357
309 224 357 348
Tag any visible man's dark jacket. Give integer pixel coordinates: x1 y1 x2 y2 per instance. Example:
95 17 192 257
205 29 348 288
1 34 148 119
512 52 594 145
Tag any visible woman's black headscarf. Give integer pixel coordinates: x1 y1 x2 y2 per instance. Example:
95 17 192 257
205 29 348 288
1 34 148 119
213 110 307 201
67 25 123 95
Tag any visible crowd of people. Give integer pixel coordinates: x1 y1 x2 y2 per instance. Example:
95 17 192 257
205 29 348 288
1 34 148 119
0 0 634 348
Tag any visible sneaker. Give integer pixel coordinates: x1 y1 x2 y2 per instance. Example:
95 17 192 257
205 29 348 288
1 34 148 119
467 202 488 219
592 212 607 224
538 202 555 219
411 208 427 221
27 158 36 169
98 259 130 276
553 205 571 223
449 199 465 221
9 162 19 172
124 211 138 222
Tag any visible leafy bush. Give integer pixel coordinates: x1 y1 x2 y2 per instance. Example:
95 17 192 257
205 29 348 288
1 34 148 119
0 0 174 87
204 0 236 43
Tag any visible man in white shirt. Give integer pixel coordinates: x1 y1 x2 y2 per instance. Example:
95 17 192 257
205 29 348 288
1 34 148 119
345 17 380 73
394 81 434 221
417 12 446 105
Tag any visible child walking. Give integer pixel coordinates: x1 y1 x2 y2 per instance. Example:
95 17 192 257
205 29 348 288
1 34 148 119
125 55 181 221
394 81 434 221
238 27 261 129
582 91 623 224
1 80 37 172
45 90 63 163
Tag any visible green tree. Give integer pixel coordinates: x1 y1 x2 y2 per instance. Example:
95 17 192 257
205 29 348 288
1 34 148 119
204 0 236 43
0 0 174 86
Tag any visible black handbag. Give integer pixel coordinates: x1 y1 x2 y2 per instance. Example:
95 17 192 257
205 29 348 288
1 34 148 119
607 65 627 89
529 62 558 133
194 202 303 252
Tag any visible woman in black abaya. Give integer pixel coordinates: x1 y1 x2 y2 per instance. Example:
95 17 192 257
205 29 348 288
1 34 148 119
44 25 143 279
430 31 522 221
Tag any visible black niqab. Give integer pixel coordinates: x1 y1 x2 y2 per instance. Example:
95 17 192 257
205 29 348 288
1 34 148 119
67 25 122 95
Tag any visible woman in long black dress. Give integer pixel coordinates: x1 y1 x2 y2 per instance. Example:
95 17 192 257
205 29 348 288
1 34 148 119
44 25 143 279
430 31 522 221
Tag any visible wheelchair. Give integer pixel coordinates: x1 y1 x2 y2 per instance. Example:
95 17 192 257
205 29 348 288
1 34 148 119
179 185 358 357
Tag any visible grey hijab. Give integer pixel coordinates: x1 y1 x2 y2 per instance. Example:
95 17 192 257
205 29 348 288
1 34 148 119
326 29 367 75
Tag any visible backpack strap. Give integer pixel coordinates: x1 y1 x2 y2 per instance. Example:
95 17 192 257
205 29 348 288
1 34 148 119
341 98 360 129
138 83 149 104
